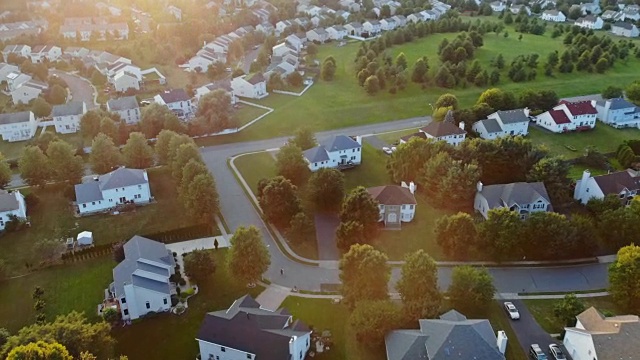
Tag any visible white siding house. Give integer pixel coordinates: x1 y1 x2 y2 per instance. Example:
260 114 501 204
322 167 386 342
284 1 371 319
52 101 87 134
29 45 61 63
611 22 639 37
594 98 640 128
474 181 552 220
367 183 417 228
326 25 347 40
542 10 567 22
230 73 268 99
74 167 152 215
575 15 604 29
153 89 193 119
303 135 362 171
10 80 47 105
0 111 37 142
0 190 27 230
573 170 640 205
113 71 140 92
107 96 141 124
306 28 329 43
363 20 382 34
418 121 467 146
535 101 597 133
472 109 530 140
2 44 31 60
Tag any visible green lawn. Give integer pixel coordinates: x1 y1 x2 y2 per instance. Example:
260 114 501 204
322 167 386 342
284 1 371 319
376 129 420 144
0 127 86 161
235 104 270 127
0 256 114 333
0 167 209 275
234 151 277 195
568 163 608 180
528 125 640 159
523 296 619 334
114 250 263 360
343 144 393 190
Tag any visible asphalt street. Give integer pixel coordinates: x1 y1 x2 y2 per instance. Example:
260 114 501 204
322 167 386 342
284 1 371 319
50 70 98 110
508 300 567 359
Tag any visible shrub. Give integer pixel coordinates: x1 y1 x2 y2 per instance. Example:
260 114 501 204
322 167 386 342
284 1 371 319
178 278 186 286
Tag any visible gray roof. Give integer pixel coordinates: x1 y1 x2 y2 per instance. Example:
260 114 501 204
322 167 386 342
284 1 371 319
51 101 85 117
75 168 148 204
494 109 528 124
592 170 640 195
197 295 311 360
606 97 637 110
74 182 104 203
303 146 330 163
0 111 31 125
321 135 360 152
107 96 139 111
0 190 20 212
112 236 175 297
476 118 503 134
613 21 635 30
158 89 190 103
478 182 551 209
387 310 504 360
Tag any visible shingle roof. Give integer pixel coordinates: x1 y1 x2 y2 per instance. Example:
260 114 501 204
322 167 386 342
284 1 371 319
107 96 139 111
478 182 551 209
559 100 597 115
476 118 503 134
196 295 311 360
613 21 635 30
74 182 104 203
606 97 637 110
158 89 190 103
246 73 265 85
549 109 571 125
303 145 330 163
420 121 466 137
98 167 148 190
592 170 640 195
52 101 85 117
367 185 416 205
321 135 360 152
0 111 32 125
0 190 20 212
400 131 427 142
385 330 429 360
494 109 528 124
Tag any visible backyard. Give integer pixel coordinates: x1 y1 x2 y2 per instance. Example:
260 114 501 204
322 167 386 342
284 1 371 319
523 296 619 334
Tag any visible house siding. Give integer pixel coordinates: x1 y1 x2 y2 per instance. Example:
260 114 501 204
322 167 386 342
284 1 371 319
121 284 171 320
562 330 596 360
0 192 27 230
307 146 361 171
78 182 152 215
0 113 37 142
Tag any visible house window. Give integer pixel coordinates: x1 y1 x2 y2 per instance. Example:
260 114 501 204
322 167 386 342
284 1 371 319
300 351 303 359
221 347 226 352
92 202 95 205
116 189 118 192
410 205 414 210
402 205 406 210
247 355 252 359
82 204 86 208
121 297 126 304
145 301 150 309
123 309 129 316
138 185 142 189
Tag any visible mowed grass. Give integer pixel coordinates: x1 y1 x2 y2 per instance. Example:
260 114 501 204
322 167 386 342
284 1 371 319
0 256 114 333
523 296 619 334
234 103 271 127
0 167 207 275
568 163 609 180
0 128 85 161
114 250 264 360
233 151 277 194
376 128 420 144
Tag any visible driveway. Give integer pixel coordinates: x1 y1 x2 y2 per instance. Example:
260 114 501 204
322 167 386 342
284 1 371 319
314 213 340 260
507 300 566 358
363 135 389 150
49 70 97 109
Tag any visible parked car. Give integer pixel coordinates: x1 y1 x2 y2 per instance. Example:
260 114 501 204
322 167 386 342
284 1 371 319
548 344 566 360
382 147 392 155
529 344 548 360
391 146 397 152
504 302 520 320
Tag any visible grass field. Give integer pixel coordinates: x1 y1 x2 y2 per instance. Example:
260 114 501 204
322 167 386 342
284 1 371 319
0 167 211 275
0 127 86 161
523 296 619 334
114 250 263 360
234 104 271 127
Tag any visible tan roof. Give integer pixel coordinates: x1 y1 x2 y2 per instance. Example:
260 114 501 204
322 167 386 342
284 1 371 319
367 185 416 205
576 307 639 334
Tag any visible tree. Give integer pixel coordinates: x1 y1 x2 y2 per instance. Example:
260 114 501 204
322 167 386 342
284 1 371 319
307 168 345 212
527 156 571 206
609 244 640 313
183 173 219 222
155 130 179 165
477 88 513 110
386 138 452 183
601 85 623 99
595 57 608 73
349 300 400 345
339 244 390 308
435 93 459 110
47 84 67 105
140 104 180 139
553 293 585 328
258 176 301 228
275 143 309 186
411 57 428 83
626 81 640 105
306 43 318 56
183 249 216 284
336 220 366 252
340 186 379 238
0 153 11 189
90 71 107 86
419 152 480 208
6 341 73 360
171 143 203 180
196 90 236 133
122 132 154 169
396 52 408 70
434 212 478 260
448 266 496 314
286 71 303 87
80 110 103 139
434 66 455 88
32 97 52 118
179 159 209 197
0 327 9 349
46 140 83 184
321 56 336 81
287 212 314 244
99 118 118 142
89 133 122 174
494 53 505 69
396 250 442 321
478 208 522 260
291 128 316 150
227 226 271 286
364 75 380 95
586 194 622 217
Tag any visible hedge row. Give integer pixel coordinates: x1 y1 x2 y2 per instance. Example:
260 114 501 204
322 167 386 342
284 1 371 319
61 243 113 262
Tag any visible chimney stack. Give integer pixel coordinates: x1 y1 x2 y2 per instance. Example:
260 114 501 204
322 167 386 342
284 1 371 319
496 331 508 355
476 181 483 192
458 121 465 130
409 181 416 194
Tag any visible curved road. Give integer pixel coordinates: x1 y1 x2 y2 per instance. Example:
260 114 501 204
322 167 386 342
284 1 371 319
201 117 610 293
50 70 98 110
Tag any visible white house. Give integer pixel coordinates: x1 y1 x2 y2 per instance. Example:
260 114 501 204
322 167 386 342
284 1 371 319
575 15 604 29
380 18 397 31
107 96 141 125
11 80 47 105
197 295 311 360
166 5 182 21
74 167 152 215
306 28 329 43
0 111 37 142
418 121 467 146
623 6 640 21
107 236 176 321
594 98 640 128
0 62 19 84
474 181 552 220
186 49 225 73
363 20 382 34
153 89 193 119
612 22 639 37
0 190 27 230
326 25 347 40
195 80 236 105
230 73 268 100
6 72 32 92
303 135 362 171
272 42 298 58
256 22 275 35
367 183 417 228
563 307 639 360
542 10 567 22
344 22 364 36
573 170 640 205
52 101 86 134
472 108 530 140
285 33 306 52
510 4 531 15
113 71 140 92
275 20 293 35
490 1 506 12
2 44 31 60
535 100 597 133
29 45 61 63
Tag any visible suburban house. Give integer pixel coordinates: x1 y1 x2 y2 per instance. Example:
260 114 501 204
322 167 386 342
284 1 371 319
0 20 47 41
593 97 640 128
256 22 275 35
510 4 531 15
196 295 311 360
10 79 48 105
534 100 597 133
601 9 625 21
306 28 329 43
344 22 364 36
542 9 567 22
113 71 139 92
6 71 33 92
575 15 604 29
107 236 176 321
195 80 236 105
29 45 61 63
563 307 640 360
491 1 506 12
574 169 640 205
386 310 507 360
2 44 31 60
275 20 293 35
326 25 347 40
0 63 19 84
231 73 268 100
186 49 225 73
285 33 306 52
303 135 362 171
380 18 397 31
52 101 87 134
473 108 530 140
272 42 297 58
624 5 640 21
0 111 37 142
611 22 639 37
166 5 182 21
367 182 417 228
153 89 193 119
0 190 27 230
107 96 141 124
74 167 152 215
474 181 552 220
363 19 382 34
59 17 129 41
416 120 467 146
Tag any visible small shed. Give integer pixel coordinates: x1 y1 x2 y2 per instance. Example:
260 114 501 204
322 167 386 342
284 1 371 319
77 231 94 246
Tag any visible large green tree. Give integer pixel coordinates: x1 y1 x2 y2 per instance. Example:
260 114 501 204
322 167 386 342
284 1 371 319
0 153 12 189
396 250 442 322
419 152 480 209
171 143 203 180
122 132 154 169
527 156 571 206
626 81 640 105
435 93 459 110
307 168 345 212
227 226 271 285
609 244 640 313
183 249 216 284
89 133 122 174
339 244 390 308
336 220 366 252
291 128 317 151
340 186 379 238
183 173 219 222
258 176 302 228
448 266 496 314
435 212 478 259
275 143 309 186
553 293 585 328
139 104 180 139
46 140 84 184
196 89 236 132
19 146 51 187
386 138 452 183
287 212 315 244
6 341 72 360
155 130 180 165
179 159 209 199
349 300 401 345
478 208 522 260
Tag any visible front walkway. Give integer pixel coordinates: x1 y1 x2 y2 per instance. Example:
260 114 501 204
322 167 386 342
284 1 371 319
165 236 230 286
